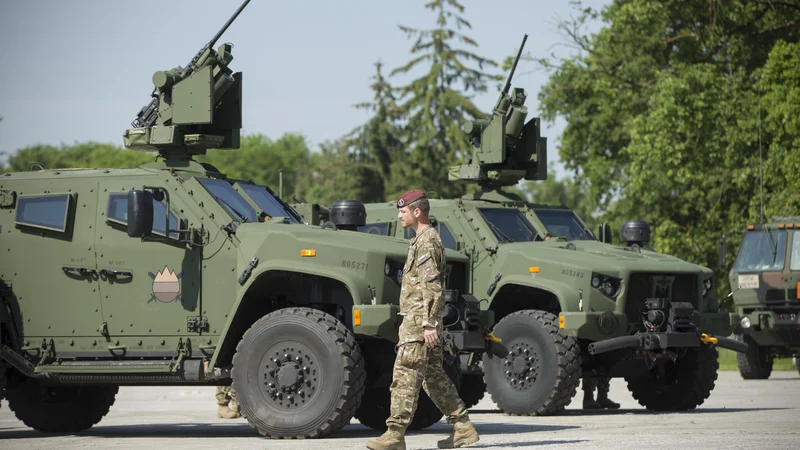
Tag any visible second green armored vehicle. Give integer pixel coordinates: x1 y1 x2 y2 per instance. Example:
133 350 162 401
0 1 500 438
725 218 800 378
306 36 748 416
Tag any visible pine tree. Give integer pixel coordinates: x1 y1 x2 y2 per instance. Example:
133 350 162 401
390 0 501 198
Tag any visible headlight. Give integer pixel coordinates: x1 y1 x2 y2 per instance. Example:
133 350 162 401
591 273 621 299
740 317 751 329
702 277 712 297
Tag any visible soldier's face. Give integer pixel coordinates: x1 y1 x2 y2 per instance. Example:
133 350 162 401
398 206 419 228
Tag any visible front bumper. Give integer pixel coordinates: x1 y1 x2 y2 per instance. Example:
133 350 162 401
587 331 748 355
559 311 740 341
739 310 800 346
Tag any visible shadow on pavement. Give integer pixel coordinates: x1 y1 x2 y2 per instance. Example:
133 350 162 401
0 421 579 440
470 407 789 416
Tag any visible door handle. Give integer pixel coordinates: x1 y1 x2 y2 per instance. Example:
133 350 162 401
62 266 96 275
100 268 133 278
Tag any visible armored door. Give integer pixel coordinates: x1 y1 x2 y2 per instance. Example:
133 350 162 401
95 180 203 351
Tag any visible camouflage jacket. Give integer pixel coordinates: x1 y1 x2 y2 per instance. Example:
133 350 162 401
399 225 445 329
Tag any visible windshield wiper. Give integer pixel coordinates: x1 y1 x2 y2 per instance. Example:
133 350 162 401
214 196 248 223
486 220 514 243
764 228 778 262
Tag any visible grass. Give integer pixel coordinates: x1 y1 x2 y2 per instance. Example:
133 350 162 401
717 348 798 372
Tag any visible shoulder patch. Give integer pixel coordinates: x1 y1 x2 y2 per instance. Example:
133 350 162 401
417 253 431 264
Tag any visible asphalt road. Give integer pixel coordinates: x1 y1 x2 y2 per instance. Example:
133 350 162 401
1 372 798 449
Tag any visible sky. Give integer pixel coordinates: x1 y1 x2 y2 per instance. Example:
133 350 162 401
0 0 611 180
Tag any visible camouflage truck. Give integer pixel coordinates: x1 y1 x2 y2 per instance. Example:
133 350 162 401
723 218 800 378
298 35 748 416
0 2 501 438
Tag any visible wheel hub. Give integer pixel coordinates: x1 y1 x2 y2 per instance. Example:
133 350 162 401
502 342 539 391
260 344 318 409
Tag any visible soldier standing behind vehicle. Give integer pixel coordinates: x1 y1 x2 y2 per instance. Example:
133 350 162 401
366 190 479 450
216 386 241 419
582 376 620 410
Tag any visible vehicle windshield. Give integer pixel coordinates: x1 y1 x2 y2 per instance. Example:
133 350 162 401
533 209 597 241
197 178 258 223
734 230 787 272
790 231 800 271
478 208 538 243
238 183 302 224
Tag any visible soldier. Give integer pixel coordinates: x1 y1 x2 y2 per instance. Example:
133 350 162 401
366 190 479 450
216 385 241 419
582 376 620 410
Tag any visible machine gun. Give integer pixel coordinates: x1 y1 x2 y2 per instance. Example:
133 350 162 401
449 34 548 189
124 0 251 157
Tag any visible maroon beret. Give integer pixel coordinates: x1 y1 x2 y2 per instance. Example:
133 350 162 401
396 189 426 208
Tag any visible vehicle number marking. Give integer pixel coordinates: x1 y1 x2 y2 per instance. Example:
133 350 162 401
342 260 369 270
738 274 759 289
562 269 584 278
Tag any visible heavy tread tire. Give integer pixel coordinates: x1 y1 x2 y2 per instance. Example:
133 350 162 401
231 307 365 439
483 310 582 416
626 344 718 411
459 373 486 409
354 352 460 431
735 334 773 380
0 362 6 410
5 380 117 432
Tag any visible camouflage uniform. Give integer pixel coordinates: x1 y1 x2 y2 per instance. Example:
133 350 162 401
216 385 240 418
582 376 619 409
386 225 468 430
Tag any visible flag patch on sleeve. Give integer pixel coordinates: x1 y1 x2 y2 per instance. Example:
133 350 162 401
417 253 430 264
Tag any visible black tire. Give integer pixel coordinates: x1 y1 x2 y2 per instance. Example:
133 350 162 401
735 334 773 380
354 350 461 431
459 373 486 408
6 379 117 432
626 344 718 411
231 307 365 439
483 310 582 416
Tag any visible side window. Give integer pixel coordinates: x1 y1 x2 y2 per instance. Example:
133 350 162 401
106 193 179 239
15 194 72 232
439 223 458 250
403 222 457 250
791 232 800 271
358 222 390 236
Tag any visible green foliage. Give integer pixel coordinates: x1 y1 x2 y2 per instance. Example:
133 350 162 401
389 0 502 198
5 142 154 172
197 133 310 198
537 0 800 298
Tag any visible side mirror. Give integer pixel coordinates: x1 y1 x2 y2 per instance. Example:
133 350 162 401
718 233 728 270
598 222 612 244
127 190 154 238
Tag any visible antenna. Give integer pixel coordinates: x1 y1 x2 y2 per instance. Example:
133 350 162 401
759 74 763 225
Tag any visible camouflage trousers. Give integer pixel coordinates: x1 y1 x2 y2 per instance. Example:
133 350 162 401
387 315 467 430
216 385 238 407
582 376 610 394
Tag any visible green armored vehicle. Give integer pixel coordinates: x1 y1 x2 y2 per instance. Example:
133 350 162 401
300 36 748 416
725 218 800 378
0 1 500 438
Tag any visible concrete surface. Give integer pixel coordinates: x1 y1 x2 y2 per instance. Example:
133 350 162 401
1 372 798 449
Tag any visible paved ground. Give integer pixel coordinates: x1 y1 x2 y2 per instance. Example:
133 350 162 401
1 372 798 449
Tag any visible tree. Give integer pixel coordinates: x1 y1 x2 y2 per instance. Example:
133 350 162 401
390 0 502 198
536 0 800 297
518 166 595 228
337 61 406 202
5 142 153 172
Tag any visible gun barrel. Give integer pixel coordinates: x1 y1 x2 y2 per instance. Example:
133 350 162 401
502 34 528 94
208 0 252 49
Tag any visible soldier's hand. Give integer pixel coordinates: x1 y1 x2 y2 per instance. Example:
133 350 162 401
423 328 439 348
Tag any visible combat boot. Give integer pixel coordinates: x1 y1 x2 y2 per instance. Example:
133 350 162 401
217 405 241 419
366 427 406 450
596 393 620 410
437 418 479 449
582 391 601 409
